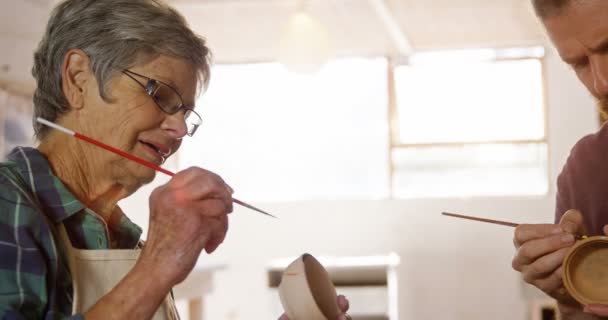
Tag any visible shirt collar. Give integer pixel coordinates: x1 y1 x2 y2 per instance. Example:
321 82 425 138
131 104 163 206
112 206 143 248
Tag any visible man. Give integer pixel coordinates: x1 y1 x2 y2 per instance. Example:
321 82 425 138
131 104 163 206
512 0 608 319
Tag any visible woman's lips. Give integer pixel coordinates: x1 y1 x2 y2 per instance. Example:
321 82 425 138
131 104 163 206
139 141 166 164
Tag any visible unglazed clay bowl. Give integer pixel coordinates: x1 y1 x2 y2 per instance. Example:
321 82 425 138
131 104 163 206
563 236 608 305
278 253 340 320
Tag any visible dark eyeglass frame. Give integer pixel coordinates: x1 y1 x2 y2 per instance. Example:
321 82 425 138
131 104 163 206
122 69 202 137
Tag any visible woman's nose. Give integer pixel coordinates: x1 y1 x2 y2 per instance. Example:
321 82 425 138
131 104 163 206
161 112 188 139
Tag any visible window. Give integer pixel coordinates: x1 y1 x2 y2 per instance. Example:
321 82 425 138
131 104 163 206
179 58 389 202
0 88 35 158
178 48 548 201
390 47 548 197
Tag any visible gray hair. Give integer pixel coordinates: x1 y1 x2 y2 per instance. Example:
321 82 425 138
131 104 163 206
32 0 212 140
531 0 575 18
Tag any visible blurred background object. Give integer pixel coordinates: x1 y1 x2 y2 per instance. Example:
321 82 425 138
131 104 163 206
277 1 333 73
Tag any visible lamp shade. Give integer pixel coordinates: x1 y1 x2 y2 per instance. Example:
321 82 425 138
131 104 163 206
278 11 332 74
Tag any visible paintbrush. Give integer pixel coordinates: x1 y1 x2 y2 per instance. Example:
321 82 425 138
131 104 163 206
442 212 519 227
442 212 587 239
37 117 276 218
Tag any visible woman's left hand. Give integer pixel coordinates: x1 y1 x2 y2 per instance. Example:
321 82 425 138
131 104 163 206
278 295 351 320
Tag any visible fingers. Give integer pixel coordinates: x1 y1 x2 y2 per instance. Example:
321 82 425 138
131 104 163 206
603 224 608 236
337 295 350 312
585 304 608 316
204 214 229 254
513 224 562 249
512 232 575 271
526 263 566 298
278 314 289 320
522 247 570 283
225 183 234 194
510 212 584 303
559 209 586 235
172 167 233 208
150 167 232 252
336 295 351 320
169 167 234 217
513 209 585 250
190 198 232 219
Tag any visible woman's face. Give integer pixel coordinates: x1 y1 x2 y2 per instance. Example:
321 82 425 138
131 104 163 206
78 55 198 188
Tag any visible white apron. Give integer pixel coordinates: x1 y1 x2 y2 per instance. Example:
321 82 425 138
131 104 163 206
58 225 179 320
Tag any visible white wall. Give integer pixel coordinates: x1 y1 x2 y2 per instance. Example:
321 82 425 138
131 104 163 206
120 47 598 320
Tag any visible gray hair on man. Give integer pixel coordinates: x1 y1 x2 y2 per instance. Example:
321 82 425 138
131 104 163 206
31 0 212 140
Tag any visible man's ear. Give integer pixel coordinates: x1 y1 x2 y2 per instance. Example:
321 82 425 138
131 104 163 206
62 49 92 110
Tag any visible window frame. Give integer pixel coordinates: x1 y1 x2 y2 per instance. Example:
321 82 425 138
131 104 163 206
386 48 549 198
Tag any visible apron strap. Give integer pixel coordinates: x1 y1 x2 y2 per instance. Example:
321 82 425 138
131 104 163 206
57 224 81 315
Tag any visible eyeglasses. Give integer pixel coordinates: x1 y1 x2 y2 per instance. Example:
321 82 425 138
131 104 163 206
122 69 202 137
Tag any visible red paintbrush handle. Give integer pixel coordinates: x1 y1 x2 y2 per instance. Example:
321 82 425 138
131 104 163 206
75 133 176 177
73 132 275 218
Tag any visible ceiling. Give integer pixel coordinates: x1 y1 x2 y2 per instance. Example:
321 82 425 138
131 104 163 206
0 0 548 93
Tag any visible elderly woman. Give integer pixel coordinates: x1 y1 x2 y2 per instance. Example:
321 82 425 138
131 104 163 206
0 0 350 319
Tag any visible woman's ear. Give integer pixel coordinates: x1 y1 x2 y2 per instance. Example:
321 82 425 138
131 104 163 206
62 48 92 110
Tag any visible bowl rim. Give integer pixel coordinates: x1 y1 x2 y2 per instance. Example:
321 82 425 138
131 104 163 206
279 253 338 319
563 236 608 305
302 254 340 319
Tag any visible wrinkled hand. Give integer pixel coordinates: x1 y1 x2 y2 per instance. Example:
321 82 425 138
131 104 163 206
512 209 584 306
278 295 351 320
139 167 232 286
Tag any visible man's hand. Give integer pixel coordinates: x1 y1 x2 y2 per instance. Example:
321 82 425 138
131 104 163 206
512 209 584 306
512 210 608 319
278 295 351 320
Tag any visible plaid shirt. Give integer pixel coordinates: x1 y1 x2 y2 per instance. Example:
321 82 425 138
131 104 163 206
0 147 142 320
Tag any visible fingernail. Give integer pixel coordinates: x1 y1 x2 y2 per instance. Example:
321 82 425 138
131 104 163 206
562 233 574 243
551 226 563 234
226 184 234 194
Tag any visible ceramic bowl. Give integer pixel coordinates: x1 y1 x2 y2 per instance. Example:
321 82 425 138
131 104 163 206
278 253 340 320
563 236 608 305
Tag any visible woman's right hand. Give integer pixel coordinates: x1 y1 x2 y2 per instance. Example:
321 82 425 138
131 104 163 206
140 166 233 287
511 209 584 307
